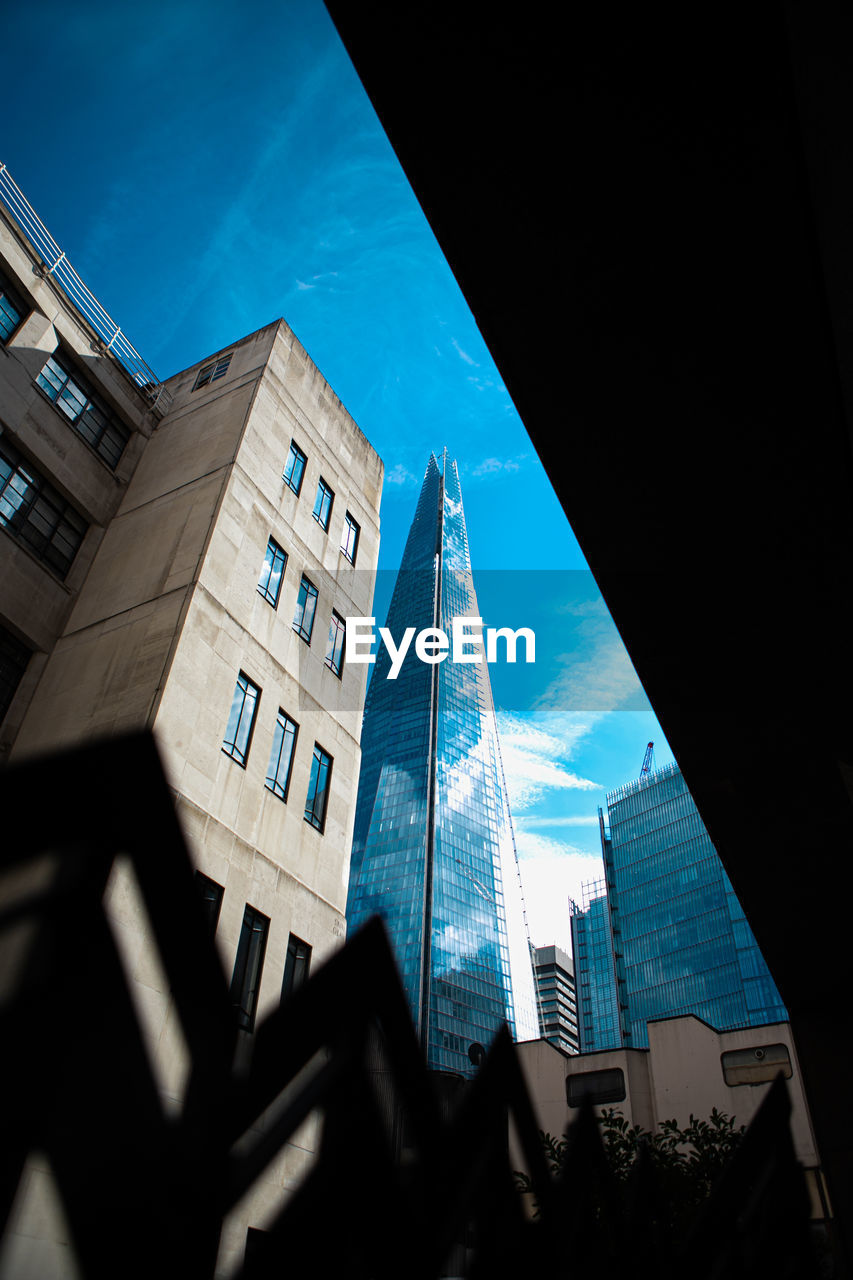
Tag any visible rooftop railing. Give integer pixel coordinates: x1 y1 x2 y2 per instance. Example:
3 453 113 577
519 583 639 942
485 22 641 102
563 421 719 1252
0 161 172 417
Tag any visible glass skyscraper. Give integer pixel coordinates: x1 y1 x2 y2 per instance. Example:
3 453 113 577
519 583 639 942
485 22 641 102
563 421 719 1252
346 451 538 1075
571 762 787 1050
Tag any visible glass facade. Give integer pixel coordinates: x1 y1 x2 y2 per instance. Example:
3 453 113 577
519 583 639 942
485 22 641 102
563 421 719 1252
571 762 787 1049
346 452 538 1076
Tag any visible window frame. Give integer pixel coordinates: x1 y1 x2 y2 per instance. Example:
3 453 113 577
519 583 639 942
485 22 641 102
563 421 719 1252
193 353 232 389
194 871 224 939
257 536 287 608
35 351 130 470
222 671 261 767
1 431 88 579
341 511 360 564
312 477 334 531
325 610 346 678
0 271 27 345
566 1067 626 1107
230 903 270 1033
281 933 312 1003
292 574 318 644
304 743 333 833
283 441 306 496
265 709 299 801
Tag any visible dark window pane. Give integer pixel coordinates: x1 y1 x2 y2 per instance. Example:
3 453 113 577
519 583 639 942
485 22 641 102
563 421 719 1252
305 744 332 832
0 273 26 343
0 431 87 578
35 352 129 468
282 933 312 1002
230 904 269 1032
193 354 232 389
194 871 224 939
566 1067 626 1107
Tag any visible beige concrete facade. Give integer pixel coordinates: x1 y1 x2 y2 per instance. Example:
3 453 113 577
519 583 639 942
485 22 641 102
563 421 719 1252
1 199 382 1276
516 1015 830 1221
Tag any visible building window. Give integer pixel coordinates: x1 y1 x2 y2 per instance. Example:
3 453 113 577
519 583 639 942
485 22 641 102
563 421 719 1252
1 431 88 579
0 623 30 723
230 904 269 1032
292 575 318 643
193 353 232 389
222 671 260 767
0 272 26 344
283 441 306 496
257 537 287 607
304 744 332 832
312 477 334 530
566 1067 626 1108
36 353 130 469
282 933 312 1002
325 611 346 677
341 512 360 564
721 1043 792 1087
265 710 298 801
194 871 224 939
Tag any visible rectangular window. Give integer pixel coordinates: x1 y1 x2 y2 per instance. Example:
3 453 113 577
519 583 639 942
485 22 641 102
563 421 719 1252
566 1067 626 1108
341 511 360 564
292 575 318 643
282 933 312 1002
304 744 332 832
257 536 287 607
0 272 26 344
312 477 334 530
325 610 346 677
222 671 260 767
194 871 224 939
193 353 232 389
36 353 130 469
721 1043 792 1087
265 710 298 800
230 904 269 1032
1 431 88 579
283 441 306 495
0 623 31 723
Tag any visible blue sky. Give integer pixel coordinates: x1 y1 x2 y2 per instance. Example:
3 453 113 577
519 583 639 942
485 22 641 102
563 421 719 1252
4 0 673 951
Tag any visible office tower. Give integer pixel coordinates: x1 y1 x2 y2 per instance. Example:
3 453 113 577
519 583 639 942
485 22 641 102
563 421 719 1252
532 945 579 1055
346 451 538 1076
571 762 787 1051
1 167 381 1273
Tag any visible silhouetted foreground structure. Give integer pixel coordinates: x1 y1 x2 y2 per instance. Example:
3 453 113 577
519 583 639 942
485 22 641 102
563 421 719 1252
0 734 820 1277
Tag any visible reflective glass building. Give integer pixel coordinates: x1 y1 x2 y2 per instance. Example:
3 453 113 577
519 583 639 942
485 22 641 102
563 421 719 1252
346 452 538 1075
571 762 787 1050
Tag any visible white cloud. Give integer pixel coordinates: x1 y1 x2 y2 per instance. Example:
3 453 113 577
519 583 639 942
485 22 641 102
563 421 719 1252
515 814 601 828
451 337 479 366
496 711 600 811
513 835 605 953
385 462 418 487
471 455 524 478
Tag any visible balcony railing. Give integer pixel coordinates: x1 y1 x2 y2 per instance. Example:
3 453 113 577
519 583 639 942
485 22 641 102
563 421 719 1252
0 161 172 417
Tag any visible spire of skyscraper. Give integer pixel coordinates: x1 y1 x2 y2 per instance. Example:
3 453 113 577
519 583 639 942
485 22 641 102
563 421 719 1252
346 453 538 1075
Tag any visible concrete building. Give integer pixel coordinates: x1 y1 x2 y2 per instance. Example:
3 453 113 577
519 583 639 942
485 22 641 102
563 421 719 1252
517 1016 830 1225
1 169 382 1275
532 944 579 1056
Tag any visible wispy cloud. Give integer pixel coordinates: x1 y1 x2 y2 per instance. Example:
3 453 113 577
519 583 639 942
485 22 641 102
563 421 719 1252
496 711 600 811
451 337 479 366
385 462 419 487
471 454 527 478
515 814 601 828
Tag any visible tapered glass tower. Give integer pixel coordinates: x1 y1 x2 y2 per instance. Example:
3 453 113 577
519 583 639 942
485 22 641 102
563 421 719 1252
346 451 538 1075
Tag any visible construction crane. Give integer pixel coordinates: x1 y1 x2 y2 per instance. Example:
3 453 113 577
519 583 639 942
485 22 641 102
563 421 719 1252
640 741 655 777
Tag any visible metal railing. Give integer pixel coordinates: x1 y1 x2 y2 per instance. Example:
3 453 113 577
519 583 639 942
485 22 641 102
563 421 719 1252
0 161 172 416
